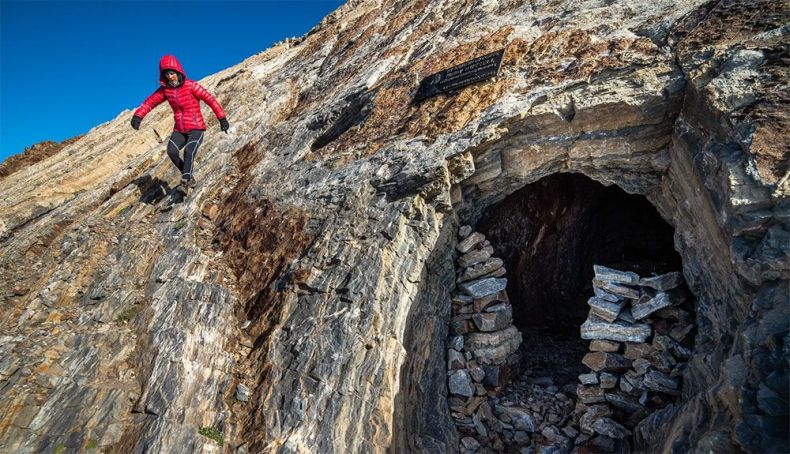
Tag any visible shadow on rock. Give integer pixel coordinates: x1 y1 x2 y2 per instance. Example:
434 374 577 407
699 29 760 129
133 175 171 205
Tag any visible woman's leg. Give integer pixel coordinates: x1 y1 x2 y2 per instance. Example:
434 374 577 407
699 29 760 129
181 130 204 181
167 132 187 171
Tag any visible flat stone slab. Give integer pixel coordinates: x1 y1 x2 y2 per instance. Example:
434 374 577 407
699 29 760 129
594 287 623 302
459 277 507 299
593 265 640 285
582 351 632 373
632 291 686 320
581 316 652 343
458 257 503 283
473 290 508 312
458 245 494 268
465 326 521 365
457 232 485 253
605 392 644 414
588 297 625 322
590 340 620 352
577 385 606 404
643 370 680 395
593 279 641 300
472 304 512 332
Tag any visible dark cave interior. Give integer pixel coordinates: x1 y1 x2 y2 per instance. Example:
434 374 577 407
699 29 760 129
476 173 683 383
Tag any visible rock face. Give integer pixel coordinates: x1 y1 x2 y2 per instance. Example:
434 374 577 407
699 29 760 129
0 1 787 453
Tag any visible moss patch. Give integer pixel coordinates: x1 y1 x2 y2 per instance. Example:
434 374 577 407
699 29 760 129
116 305 140 323
198 426 224 446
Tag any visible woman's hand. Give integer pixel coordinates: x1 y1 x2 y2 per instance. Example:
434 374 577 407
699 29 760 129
219 117 230 133
131 115 142 130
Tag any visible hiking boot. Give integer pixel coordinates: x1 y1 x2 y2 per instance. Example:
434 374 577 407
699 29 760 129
181 177 196 190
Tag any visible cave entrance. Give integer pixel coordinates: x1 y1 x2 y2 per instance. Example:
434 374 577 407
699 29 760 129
476 172 682 386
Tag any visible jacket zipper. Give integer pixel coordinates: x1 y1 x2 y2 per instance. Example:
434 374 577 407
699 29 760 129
174 86 183 131
189 83 200 128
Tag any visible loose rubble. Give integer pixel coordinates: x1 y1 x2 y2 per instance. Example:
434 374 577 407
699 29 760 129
447 227 696 453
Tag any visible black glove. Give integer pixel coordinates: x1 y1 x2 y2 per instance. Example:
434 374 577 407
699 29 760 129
219 117 229 133
131 115 142 130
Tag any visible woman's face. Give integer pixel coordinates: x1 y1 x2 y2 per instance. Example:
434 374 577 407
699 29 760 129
165 71 179 85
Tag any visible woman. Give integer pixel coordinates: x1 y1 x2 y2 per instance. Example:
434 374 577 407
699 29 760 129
131 55 229 191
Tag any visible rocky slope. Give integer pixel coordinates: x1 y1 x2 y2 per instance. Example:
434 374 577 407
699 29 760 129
0 0 787 453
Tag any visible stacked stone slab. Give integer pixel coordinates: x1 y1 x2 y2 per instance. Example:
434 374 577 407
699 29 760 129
576 265 694 451
447 226 523 453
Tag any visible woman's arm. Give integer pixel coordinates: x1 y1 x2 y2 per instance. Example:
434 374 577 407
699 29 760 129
191 82 226 119
134 88 166 119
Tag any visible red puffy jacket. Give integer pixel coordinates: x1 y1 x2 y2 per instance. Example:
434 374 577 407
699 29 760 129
134 55 226 132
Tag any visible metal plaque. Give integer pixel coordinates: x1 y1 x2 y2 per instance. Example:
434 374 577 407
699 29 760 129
413 48 505 103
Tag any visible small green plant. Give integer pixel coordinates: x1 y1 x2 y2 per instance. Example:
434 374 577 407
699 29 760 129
116 305 140 323
198 426 224 446
53 445 66 454
173 220 187 230
86 439 98 449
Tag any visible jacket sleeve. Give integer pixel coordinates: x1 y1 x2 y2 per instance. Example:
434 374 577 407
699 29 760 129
191 82 226 119
134 88 166 119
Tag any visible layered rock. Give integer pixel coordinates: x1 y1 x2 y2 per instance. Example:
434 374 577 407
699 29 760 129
0 0 787 453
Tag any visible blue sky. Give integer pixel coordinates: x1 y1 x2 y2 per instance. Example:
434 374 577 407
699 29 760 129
0 0 344 163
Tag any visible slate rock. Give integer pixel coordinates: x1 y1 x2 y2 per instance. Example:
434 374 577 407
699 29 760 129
579 373 599 385
448 369 475 397
449 335 464 351
448 349 466 370
468 362 485 382
459 225 473 239
599 373 618 389
605 392 644 414
632 291 685 320
472 304 512 332
593 265 640 285
460 277 508 299
236 384 251 402
577 385 606 404
465 326 521 365
458 257 504 283
473 290 508 312
495 406 537 432
588 297 625 323
581 316 651 343
590 340 620 352
460 436 480 451
592 279 641 299
458 245 495 268
643 369 680 395
457 232 485 253
582 352 632 373
580 405 611 434
591 417 631 439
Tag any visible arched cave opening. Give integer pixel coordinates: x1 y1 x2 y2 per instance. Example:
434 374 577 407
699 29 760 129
475 173 683 386
446 172 700 452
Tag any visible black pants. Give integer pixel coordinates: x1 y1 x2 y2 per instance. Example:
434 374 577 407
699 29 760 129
167 130 204 180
